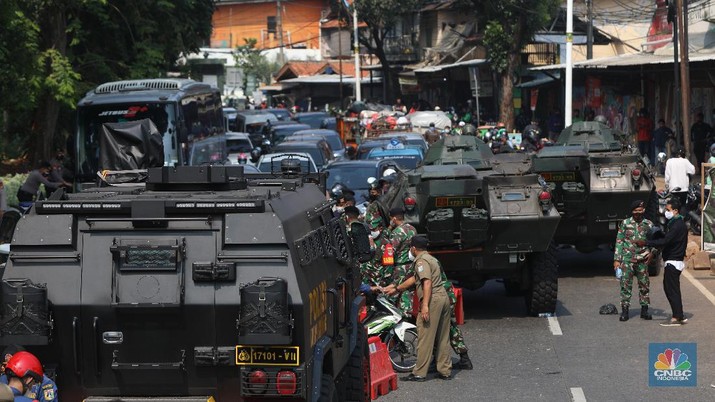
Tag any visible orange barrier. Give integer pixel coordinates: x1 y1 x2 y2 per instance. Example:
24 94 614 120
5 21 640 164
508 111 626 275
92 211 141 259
367 336 398 399
411 287 464 325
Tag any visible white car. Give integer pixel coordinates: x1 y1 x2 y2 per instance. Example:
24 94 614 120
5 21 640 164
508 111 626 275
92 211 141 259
256 152 318 174
225 132 254 164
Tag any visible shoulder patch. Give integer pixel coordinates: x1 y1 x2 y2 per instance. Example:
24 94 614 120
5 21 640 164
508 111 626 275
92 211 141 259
417 263 424 273
44 388 55 401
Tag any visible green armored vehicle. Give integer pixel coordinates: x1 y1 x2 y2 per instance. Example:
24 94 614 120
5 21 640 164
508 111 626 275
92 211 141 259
384 136 561 315
531 121 656 255
0 155 371 399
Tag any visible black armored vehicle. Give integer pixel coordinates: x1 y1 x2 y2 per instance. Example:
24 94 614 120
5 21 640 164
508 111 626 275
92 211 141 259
0 160 371 400
531 121 656 256
384 136 561 315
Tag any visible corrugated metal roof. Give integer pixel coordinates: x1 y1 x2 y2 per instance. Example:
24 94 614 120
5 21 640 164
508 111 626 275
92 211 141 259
530 51 715 71
280 75 382 84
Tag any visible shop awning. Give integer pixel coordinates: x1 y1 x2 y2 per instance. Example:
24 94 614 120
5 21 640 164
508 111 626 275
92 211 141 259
279 75 382 85
517 72 561 88
530 51 715 71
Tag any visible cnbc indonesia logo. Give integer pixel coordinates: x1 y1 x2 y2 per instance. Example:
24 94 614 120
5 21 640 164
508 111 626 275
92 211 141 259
649 343 697 387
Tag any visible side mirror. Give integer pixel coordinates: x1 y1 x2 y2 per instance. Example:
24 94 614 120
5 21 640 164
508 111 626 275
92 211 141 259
349 221 372 263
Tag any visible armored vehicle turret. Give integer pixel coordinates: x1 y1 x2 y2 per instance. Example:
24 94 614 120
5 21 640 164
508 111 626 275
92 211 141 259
0 164 371 401
384 136 561 315
532 121 656 257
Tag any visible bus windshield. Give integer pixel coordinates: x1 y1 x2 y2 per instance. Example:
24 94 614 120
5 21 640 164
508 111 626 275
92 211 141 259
76 102 176 179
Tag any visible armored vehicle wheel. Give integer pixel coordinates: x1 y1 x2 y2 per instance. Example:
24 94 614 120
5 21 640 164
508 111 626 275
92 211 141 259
340 324 370 402
319 373 338 402
525 242 558 316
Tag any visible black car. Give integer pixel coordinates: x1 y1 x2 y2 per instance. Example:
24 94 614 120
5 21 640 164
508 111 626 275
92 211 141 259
323 159 401 204
293 112 331 129
288 129 345 159
266 122 312 145
264 108 292 121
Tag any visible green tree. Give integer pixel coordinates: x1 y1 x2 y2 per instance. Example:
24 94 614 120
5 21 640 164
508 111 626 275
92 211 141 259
0 0 215 162
478 0 560 130
233 38 279 93
353 0 423 103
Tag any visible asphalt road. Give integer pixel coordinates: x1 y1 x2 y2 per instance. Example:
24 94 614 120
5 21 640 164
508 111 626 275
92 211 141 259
378 246 715 402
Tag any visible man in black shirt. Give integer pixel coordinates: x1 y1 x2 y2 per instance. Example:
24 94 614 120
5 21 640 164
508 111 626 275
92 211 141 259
691 112 713 167
640 198 688 326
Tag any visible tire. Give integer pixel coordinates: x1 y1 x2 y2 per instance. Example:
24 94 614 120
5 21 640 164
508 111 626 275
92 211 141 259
384 328 418 373
318 373 338 402
341 324 370 402
525 242 558 316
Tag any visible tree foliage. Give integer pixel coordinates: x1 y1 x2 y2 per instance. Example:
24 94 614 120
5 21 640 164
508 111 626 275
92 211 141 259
354 0 423 102
233 38 279 89
0 0 215 162
477 0 560 129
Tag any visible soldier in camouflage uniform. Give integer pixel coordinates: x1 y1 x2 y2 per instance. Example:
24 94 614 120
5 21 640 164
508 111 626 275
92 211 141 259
442 274 473 369
613 199 653 321
360 180 390 286
386 207 417 317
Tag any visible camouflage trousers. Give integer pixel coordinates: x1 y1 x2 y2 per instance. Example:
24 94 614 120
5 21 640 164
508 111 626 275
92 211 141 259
620 262 650 307
360 259 393 288
389 264 414 318
446 286 468 354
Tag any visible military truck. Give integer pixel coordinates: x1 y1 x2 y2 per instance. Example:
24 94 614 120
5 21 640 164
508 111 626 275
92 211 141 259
384 136 561 315
0 163 371 401
531 121 657 269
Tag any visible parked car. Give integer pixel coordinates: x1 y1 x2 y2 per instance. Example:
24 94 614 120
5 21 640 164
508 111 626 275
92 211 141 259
377 132 429 155
288 129 345 159
236 110 279 144
266 122 312 145
324 159 401 204
271 140 334 171
293 111 331 129
188 135 228 166
256 152 317 173
365 142 423 169
225 132 254 164
263 108 292 121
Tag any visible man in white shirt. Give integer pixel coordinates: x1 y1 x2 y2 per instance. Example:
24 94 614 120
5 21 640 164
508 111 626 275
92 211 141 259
664 147 695 210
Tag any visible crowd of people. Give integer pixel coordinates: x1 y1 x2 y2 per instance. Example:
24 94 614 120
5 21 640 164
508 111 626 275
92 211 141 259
332 169 473 383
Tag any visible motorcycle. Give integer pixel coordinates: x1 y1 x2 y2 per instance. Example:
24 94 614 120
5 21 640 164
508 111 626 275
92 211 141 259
656 184 701 234
364 295 418 372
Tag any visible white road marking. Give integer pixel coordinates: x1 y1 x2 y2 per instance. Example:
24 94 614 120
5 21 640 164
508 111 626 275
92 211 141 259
547 316 563 335
570 387 587 402
683 269 715 306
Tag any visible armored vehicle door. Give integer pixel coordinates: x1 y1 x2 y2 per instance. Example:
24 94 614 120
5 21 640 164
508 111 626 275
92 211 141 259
78 218 223 395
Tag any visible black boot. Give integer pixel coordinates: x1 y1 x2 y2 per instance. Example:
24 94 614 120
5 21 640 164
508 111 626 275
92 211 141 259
456 352 473 370
640 306 652 320
619 305 629 321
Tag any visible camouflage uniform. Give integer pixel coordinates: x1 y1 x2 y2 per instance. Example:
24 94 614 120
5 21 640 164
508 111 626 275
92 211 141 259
443 275 468 354
386 222 416 316
360 200 390 286
614 216 653 307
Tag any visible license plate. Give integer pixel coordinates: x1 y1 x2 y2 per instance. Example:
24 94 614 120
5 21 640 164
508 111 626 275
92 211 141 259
435 196 476 208
540 172 576 182
235 346 300 366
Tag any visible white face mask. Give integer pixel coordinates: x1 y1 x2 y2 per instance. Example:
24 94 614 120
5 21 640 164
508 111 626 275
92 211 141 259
370 231 380 239
664 210 674 220
408 249 416 261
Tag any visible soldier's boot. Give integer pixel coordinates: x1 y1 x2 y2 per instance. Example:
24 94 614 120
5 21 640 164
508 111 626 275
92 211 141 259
456 352 473 370
619 305 629 321
640 306 652 320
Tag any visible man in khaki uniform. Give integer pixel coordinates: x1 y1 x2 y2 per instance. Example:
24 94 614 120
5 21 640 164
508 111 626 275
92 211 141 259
387 235 451 381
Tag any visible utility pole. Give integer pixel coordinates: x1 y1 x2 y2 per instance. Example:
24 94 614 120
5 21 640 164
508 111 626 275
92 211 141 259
565 0 574 127
338 8 344 109
276 0 285 66
586 0 593 59
353 6 362 102
669 0 682 145
677 0 691 157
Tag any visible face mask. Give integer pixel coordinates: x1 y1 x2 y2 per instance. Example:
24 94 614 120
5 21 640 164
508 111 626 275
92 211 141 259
408 249 415 261
664 210 674 220
632 213 643 222
370 231 380 239
334 207 344 214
